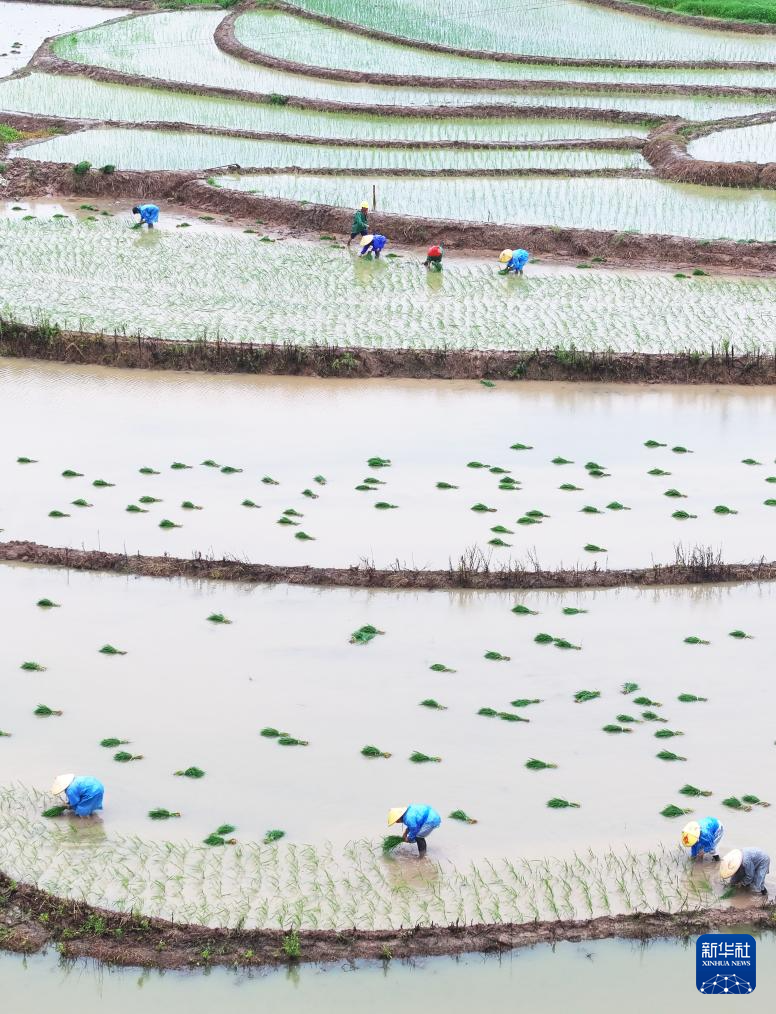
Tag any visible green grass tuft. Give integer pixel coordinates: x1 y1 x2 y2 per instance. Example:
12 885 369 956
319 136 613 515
449 809 478 824
574 690 600 703
661 804 691 818
149 808 181 820
264 829 285 843
175 766 205 778
350 624 384 645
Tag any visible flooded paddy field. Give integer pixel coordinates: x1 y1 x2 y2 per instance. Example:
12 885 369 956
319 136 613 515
0 0 126 75
689 120 776 163
2 361 776 569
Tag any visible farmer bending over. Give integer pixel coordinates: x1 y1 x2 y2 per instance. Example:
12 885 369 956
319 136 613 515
424 245 443 271
498 248 529 276
681 817 724 861
721 847 770 895
388 803 441 856
360 234 388 259
348 201 369 247
51 772 105 816
132 203 159 229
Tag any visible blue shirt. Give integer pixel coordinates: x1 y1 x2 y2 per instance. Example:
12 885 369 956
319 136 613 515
401 804 441 842
137 204 159 225
65 776 105 816
691 817 724 858
507 249 529 271
370 235 387 252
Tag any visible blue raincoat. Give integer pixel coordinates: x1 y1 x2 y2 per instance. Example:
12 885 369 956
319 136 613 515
506 249 529 273
136 204 159 226
691 817 724 858
360 234 387 257
65 776 105 816
401 804 441 842
731 848 770 893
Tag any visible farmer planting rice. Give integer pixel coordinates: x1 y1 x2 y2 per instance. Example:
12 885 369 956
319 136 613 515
681 817 724 861
424 244 444 271
498 248 530 276
359 233 388 259
720 848 771 895
132 203 159 229
347 201 369 247
50 773 105 816
387 804 441 856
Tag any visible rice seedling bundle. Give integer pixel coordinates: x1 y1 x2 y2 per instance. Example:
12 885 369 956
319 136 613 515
584 544 606 552
678 693 707 702
350 625 384 645
644 440 666 448
684 636 709 645
382 835 404 853
616 714 639 723
449 810 477 824
301 489 318 499
664 489 686 498
517 515 541 525
534 633 554 644
526 758 557 770
766 477 776 484
261 727 288 738
283 509 303 517
295 531 315 540
409 751 441 763
139 467 159 475
21 661 46 671
680 784 712 797
478 707 498 717
742 794 770 807
278 736 308 746
170 462 191 470
368 457 391 468
480 380 496 388
574 690 600 703
525 510 547 518
174 766 205 778
361 745 391 758
602 724 631 734
484 650 510 661
511 699 541 708
559 484 582 491
61 469 83 477
661 804 691 818
672 446 692 454
547 798 580 809
607 501 630 510
657 750 686 761
672 511 697 520
34 704 61 716
467 461 488 469
355 485 374 492
648 468 671 477
375 502 398 510
436 481 458 489
100 737 128 747
139 495 161 504
99 644 127 655
36 599 59 608
634 696 661 707
562 607 587 615
429 663 455 672
203 833 230 846
499 711 528 723
713 505 737 514
642 710 667 722
92 479 114 487
554 638 581 650
512 604 537 615
621 682 639 694
48 510 70 518
241 499 259 508
17 456 37 464
149 808 181 819
587 469 609 478
471 503 496 513
262 476 279 485
71 499 91 507
654 729 683 739
511 443 533 450
126 504 148 513
489 467 510 475
114 751 142 762
313 475 327 485
181 501 203 510
722 796 751 811
159 519 182 528
492 525 514 534
765 499 776 506
264 829 285 843
207 613 231 624
220 465 242 474
420 699 446 710
0 730 11 737
277 516 299 525
742 458 761 465
552 457 572 465
488 538 511 547
42 805 68 818
729 630 752 639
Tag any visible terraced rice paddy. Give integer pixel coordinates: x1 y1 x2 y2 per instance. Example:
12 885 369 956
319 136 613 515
2 562 775 925
219 172 776 239
17 126 648 172
3 360 776 571
290 0 776 62
689 120 776 162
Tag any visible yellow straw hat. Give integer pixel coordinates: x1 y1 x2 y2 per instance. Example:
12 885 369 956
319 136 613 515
387 807 407 826
499 249 513 263
720 849 743 880
360 234 375 248
681 821 701 847
51 773 75 795
360 201 369 209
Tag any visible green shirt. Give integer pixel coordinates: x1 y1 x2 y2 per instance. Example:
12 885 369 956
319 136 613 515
351 210 368 233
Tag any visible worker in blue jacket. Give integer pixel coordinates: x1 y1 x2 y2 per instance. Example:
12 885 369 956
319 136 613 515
359 234 388 259
387 804 441 855
51 773 105 816
132 203 160 229
681 817 724 861
498 248 529 276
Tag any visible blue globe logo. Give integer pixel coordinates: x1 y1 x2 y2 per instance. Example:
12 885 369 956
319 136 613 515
700 973 753 995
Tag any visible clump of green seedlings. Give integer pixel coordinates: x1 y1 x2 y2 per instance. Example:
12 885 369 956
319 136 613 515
100 737 128 748
580 505 603 514
742 458 761 465
607 501 630 510
684 636 710 645
375 502 398 510
467 461 489 469
672 511 697 520
584 544 606 553
471 503 496 513
126 504 148 513
419 699 446 710
526 758 557 770
552 456 573 465
765 499 776 507
207 613 231 624
21 661 46 672
181 501 203 510
713 505 737 515
664 488 686 498
429 663 456 672
139 466 159 475
621 682 639 694
264 829 285 844
0 730 11 738
498 712 528 723
510 442 533 450
729 630 752 639
201 460 219 468
241 499 260 509
480 380 496 388
562 607 587 616
644 439 666 448
294 532 315 541
680 784 712 797
722 796 751 811
174 766 205 778
648 468 671 477
71 499 92 507
203 832 237 847
170 462 191 470
554 639 581 650
484 650 510 661
634 696 661 707
159 519 182 529
559 483 582 491
261 476 279 485
61 469 83 478
449 810 477 824
139 495 161 504
34 704 62 716
149 808 181 820
574 690 600 703
277 516 299 525
92 479 114 487
17 456 37 464
114 751 142 762
36 598 60 608
517 515 541 525
488 538 511 547
547 798 580 809
615 714 639 724
409 751 441 763
301 489 318 500
42 805 68 818
742 794 770 807
361 745 391 758
48 510 70 518
642 710 667 723
478 707 498 717
602 724 631 734
512 604 538 615
661 804 692 818
672 446 692 454
278 736 308 747
350 625 384 645
657 750 686 761
367 457 391 468
220 465 242 474
382 835 404 853
436 481 458 489
678 693 707 702
511 698 541 708
655 729 684 739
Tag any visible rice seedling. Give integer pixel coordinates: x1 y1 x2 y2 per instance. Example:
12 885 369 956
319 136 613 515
174 767 205 778
634 696 661 707
278 736 308 746
765 499 776 506
480 380 496 388
467 461 488 469
484 650 510 661
149 808 181 819
159 519 181 528
277 516 299 525
729 630 752 639
100 738 129 749
363 478 384 485
367 457 391 468
512 604 538 615
499 712 528 723
21 661 46 671
661 804 691 818
61 469 83 477
0 731 11 738
672 446 692 454
313 475 327 485
361 745 391 758
429 663 455 672
678 693 707 702
742 458 761 465
603 724 631 734
525 510 548 519
71 499 91 507
34 704 62 716
203 833 231 846
295 531 315 540
657 750 686 761
648 468 671 476
491 526 514 535
264 829 285 844
616 714 640 724
350 625 384 645
126 504 147 513
498 482 517 493
562 607 587 615
511 699 541 708
420 699 446 710
139 467 159 475
654 729 684 739
644 440 666 448
207 613 231 624
449 810 478 824
621 682 639 694
672 511 697 520
99 644 127 655
92 479 114 487
607 502 630 510
554 639 581 650
478 707 498 717
382 835 404 853
574 690 600 703
664 489 686 498
219 465 242 475
139 495 161 504
722 796 751 811
584 462 605 471
36 598 59 608
680 784 712 797
742 794 770 807
114 751 142 762
511 443 533 451
356 484 375 492
559 484 582 491
713 505 738 514
262 476 279 485
375 502 398 510
547 798 580 809
488 538 511 547
301 489 318 499
241 499 260 508
17 456 37 464
534 633 554 644
526 758 557 770
48 510 70 518
170 462 191 470
471 503 496 512
42 805 68 818
684 636 710 645
642 710 667 723
517 516 541 525
181 501 203 510
584 544 606 552
588 469 609 477
261 727 288 738
490 467 510 475
436 482 458 489
552 457 573 465
409 751 441 763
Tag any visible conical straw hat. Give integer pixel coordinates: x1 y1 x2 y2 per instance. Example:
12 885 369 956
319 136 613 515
51 773 75 795
720 849 743 879
387 807 407 826
499 249 513 263
360 234 375 248
681 821 701 847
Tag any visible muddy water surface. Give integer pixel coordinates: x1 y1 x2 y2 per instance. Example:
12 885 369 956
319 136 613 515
0 2 127 76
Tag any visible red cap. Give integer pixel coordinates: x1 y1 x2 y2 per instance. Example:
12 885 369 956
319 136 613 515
428 245 442 257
